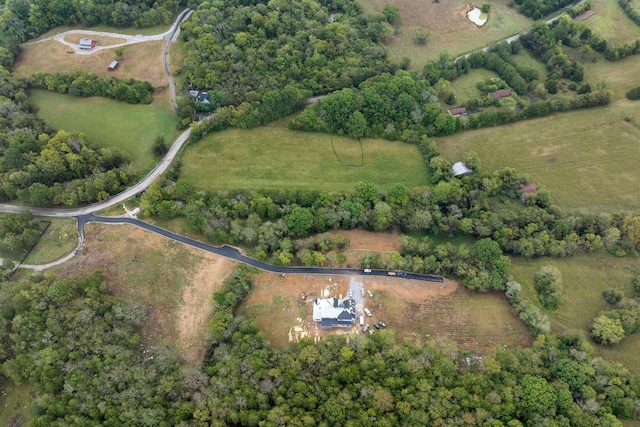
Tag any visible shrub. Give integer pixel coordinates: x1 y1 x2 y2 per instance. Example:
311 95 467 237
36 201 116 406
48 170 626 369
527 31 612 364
602 288 624 305
534 265 563 310
633 275 640 296
591 315 625 345
481 2 491 13
412 29 430 45
626 87 640 100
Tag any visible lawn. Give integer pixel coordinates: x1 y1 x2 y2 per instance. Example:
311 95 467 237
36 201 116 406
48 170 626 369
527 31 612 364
30 90 178 173
451 69 500 102
510 252 640 374
180 126 429 192
359 0 531 65
24 218 78 265
29 18 176 42
0 213 59 264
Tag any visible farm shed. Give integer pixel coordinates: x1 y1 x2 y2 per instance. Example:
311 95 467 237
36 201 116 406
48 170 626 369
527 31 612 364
79 38 96 50
313 297 357 329
447 107 467 117
107 61 119 71
490 89 512 99
521 183 538 201
452 161 473 177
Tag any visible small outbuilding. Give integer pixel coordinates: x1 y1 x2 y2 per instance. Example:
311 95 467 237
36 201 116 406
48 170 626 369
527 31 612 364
447 107 467 117
107 60 119 71
452 161 473 177
79 38 97 50
521 183 538 201
490 89 512 99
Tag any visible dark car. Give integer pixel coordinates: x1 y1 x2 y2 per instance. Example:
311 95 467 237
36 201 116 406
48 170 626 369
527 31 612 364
374 323 381 329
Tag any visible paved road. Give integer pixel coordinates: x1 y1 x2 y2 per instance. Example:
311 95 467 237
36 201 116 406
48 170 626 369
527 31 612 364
71 214 444 282
0 126 192 217
164 9 193 109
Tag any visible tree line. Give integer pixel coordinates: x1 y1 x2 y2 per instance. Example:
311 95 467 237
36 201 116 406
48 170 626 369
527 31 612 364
1 270 639 426
26 72 155 104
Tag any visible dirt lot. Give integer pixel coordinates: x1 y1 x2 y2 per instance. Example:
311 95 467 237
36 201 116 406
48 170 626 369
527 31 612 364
14 40 168 88
242 230 531 353
52 223 237 364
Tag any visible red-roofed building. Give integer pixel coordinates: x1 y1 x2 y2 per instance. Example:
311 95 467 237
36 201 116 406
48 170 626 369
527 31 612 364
447 107 467 117
521 183 538 201
490 89 512 99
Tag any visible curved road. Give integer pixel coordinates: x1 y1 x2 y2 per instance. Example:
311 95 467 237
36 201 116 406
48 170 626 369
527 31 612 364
72 214 444 283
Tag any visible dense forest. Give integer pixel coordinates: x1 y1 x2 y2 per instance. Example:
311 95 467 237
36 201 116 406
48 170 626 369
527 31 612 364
177 0 395 118
1 270 639 426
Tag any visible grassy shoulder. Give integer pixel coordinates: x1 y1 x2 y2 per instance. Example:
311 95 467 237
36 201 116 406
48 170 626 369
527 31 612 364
180 125 429 192
510 252 640 374
30 90 177 173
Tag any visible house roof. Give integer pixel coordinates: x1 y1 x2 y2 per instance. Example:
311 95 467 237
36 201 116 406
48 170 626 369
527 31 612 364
522 183 538 194
79 38 94 48
452 161 473 176
490 89 512 99
448 107 467 116
313 297 357 326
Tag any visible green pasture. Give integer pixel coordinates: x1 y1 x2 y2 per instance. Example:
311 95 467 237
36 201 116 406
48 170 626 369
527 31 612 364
436 86 640 213
359 0 531 66
586 0 640 45
180 126 429 192
30 90 177 173
510 253 640 373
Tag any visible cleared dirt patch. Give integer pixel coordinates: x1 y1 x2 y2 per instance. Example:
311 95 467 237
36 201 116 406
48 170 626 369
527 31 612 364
242 270 529 353
330 228 402 251
52 223 236 364
574 10 597 22
63 34 127 46
14 40 168 88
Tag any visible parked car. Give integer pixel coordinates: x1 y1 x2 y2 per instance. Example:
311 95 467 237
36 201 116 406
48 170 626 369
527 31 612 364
379 321 387 328
364 308 372 317
349 290 353 298
367 290 374 298
364 268 372 273
374 323 381 329
362 324 370 333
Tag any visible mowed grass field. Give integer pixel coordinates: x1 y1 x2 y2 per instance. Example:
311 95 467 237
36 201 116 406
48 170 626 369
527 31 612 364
437 50 640 213
0 381 35 427
359 0 531 65
15 40 169 89
180 126 429 192
23 218 78 265
30 90 177 173
510 253 640 374
585 0 640 44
